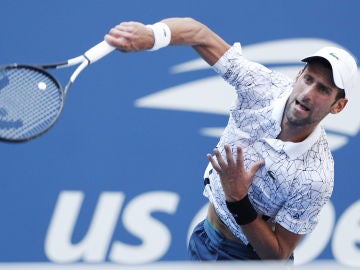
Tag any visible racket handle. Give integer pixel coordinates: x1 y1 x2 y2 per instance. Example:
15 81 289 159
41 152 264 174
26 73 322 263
84 41 116 64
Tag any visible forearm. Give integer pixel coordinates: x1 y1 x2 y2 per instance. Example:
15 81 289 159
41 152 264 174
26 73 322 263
226 195 297 260
160 18 230 65
105 17 230 66
241 217 301 260
208 146 302 260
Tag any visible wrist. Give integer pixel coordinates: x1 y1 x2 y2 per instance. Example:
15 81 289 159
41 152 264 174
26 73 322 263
146 22 171 51
226 195 257 225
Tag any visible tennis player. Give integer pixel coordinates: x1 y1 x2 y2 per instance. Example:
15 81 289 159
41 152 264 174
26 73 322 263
105 18 358 261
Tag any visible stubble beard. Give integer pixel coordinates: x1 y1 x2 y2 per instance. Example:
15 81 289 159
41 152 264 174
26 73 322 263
283 98 316 127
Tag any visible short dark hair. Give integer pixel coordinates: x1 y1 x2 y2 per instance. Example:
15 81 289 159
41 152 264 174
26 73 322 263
335 87 345 100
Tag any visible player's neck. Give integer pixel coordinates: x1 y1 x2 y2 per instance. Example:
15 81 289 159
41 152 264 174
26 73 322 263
277 122 316 143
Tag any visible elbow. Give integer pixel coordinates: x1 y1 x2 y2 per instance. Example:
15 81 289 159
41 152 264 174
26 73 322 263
181 17 201 25
182 18 209 45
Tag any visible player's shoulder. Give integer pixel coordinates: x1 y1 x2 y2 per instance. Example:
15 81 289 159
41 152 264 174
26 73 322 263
304 127 334 175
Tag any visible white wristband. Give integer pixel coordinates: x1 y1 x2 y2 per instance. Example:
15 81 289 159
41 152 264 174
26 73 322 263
146 22 171 51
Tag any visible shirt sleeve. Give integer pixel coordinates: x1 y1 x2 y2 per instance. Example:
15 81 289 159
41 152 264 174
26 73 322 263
212 43 291 110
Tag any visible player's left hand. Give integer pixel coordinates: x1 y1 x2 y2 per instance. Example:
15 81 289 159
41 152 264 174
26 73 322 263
207 145 264 202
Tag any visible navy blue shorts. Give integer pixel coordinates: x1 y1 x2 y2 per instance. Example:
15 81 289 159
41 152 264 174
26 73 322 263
188 219 294 262
188 219 261 260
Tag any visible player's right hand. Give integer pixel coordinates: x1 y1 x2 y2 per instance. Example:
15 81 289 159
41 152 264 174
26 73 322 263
105 21 154 52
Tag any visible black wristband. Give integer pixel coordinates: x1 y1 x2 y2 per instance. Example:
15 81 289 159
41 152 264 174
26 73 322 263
226 195 257 225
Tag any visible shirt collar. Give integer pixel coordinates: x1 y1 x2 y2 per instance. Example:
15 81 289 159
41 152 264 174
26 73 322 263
264 125 322 159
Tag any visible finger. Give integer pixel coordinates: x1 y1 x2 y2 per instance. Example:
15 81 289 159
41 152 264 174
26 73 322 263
119 21 140 28
236 146 245 169
224 145 235 167
213 148 228 169
108 27 133 39
207 154 222 172
104 35 128 50
115 21 135 30
104 34 119 46
249 160 265 178
114 22 146 36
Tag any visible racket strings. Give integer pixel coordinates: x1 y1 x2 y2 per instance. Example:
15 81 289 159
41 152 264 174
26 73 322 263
0 67 64 140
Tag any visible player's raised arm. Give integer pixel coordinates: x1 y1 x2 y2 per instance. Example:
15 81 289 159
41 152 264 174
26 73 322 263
105 17 230 66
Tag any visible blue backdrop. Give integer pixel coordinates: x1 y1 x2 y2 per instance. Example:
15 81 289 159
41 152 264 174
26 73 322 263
0 0 359 267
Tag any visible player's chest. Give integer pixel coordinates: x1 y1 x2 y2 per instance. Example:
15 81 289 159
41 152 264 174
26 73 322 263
244 141 302 214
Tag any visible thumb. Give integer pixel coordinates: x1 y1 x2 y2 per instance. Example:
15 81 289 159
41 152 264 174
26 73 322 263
249 160 265 178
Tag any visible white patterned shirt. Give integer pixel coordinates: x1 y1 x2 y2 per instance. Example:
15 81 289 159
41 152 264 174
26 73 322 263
203 43 334 245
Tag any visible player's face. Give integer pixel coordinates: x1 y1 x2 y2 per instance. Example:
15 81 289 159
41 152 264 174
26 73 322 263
284 62 347 127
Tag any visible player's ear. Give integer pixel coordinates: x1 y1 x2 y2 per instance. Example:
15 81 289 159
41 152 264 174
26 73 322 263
330 98 348 114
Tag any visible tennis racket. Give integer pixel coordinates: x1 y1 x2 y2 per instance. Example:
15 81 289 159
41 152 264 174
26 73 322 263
0 41 115 142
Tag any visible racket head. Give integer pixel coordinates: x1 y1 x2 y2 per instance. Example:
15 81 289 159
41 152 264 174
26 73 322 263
0 64 65 142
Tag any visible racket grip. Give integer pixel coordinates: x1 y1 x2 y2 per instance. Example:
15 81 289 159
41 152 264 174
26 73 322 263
84 41 116 64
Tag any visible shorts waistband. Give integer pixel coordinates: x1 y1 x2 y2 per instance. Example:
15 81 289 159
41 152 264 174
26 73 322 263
204 218 249 249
